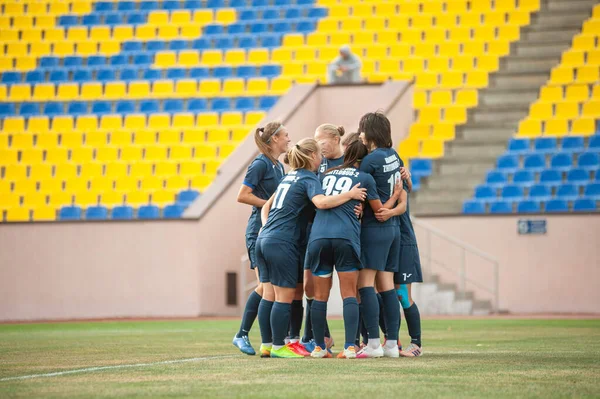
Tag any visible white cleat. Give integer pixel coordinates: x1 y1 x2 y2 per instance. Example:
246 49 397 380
383 344 400 358
400 343 423 357
356 344 384 359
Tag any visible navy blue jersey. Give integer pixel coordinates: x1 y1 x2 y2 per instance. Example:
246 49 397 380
310 167 379 252
243 154 285 237
317 155 344 179
359 147 401 227
260 169 324 244
399 180 417 244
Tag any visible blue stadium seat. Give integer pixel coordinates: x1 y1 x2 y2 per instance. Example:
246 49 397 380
117 1 135 11
206 0 225 7
20 103 39 117
584 183 600 200
550 153 573 171
92 101 112 114
517 200 541 213
68 102 88 115
110 55 129 66
237 65 256 78
59 206 82 220
215 37 234 49
212 98 231 111
116 101 136 114
566 168 589 184
213 66 233 78
412 175 421 191
534 137 557 153
64 56 83 68
545 199 568 213
40 56 59 69
462 200 485 214
490 201 513 214
539 169 563 186
250 22 268 34
204 24 225 35
573 198 596 212
296 20 316 33
184 0 203 9
163 0 181 9
164 99 184 113
262 8 280 19
167 68 187 80
119 68 139 81
190 67 209 79
73 70 92 83
578 152 600 171
140 100 160 113
512 170 534 187
252 0 269 6
474 185 496 200
25 71 44 84
0 103 15 117
556 184 579 200
177 190 200 205
104 13 123 25
169 40 188 51
411 159 432 176
238 36 258 48
138 205 160 219
230 0 247 6
239 10 258 20
163 204 185 218
286 8 302 19
497 154 519 172
143 69 162 80
273 22 292 33
86 206 108 220
259 96 278 109
188 98 208 112
97 68 116 82
523 154 546 171
147 40 166 52
260 34 281 48
127 12 146 25
260 65 281 78
2 71 21 84
501 185 524 200
87 56 106 67
507 138 530 154
228 23 246 34
275 0 292 4
140 1 159 11
95 1 114 12
82 14 100 26
192 38 211 50
236 97 255 111
561 136 585 153
528 184 552 201
59 15 79 26
308 7 327 18
589 135 600 151
44 103 64 116
134 54 153 65
48 70 68 83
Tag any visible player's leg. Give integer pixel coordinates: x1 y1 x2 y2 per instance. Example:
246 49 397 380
271 285 304 358
357 268 382 358
378 229 402 358
233 238 261 355
398 283 423 357
258 282 275 357
310 273 332 358
301 270 315 346
338 270 359 359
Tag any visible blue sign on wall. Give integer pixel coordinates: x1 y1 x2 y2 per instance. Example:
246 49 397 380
517 219 547 235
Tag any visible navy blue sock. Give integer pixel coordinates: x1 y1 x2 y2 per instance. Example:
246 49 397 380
404 302 422 347
257 299 274 344
380 289 400 341
343 297 359 349
302 299 314 342
324 319 331 339
310 300 327 350
355 304 362 345
376 293 388 338
358 287 379 340
270 302 292 346
236 291 262 338
289 300 303 338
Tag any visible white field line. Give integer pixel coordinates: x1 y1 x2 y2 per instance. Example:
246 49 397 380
0 355 236 382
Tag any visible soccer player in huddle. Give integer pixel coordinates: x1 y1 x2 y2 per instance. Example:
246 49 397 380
256 138 367 358
232 122 289 356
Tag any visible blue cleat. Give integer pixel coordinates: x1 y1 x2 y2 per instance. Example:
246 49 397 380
233 335 256 356
300 339 316 353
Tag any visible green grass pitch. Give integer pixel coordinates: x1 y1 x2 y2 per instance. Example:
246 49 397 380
1 318 599 398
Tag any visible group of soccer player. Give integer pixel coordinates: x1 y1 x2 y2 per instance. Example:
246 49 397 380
232 111 423 359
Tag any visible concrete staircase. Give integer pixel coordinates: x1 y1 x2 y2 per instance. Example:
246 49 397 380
411 0 599 216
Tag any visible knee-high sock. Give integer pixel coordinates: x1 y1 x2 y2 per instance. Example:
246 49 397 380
376 293 387 338
404 302 422 347
342 297 359 349
355 304 363 345
289 300 304 339
324 319 331 339
380 289 400 342
257 299 274 344
270 302 292 347
310 300 327 350
302 298 314 342
358 287 380 341
236 291 262 338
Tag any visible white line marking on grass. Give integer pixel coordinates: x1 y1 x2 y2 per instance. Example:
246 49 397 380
0 355 237 382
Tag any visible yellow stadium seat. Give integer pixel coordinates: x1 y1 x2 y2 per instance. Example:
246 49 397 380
430 91 452 107
105 162 128 177
197 112 219 126
135 25 157 41
0 148 18 164
13 15 34 30
148 11 169 25
193 10 214 24
248 48 269 64
181 25 202 39
282 63 304 76
110 131 133 146
77 41 98 56
76 115 99 132
366 45 387 59
80 82 102 100
81 163 104 179
306 33 329 47
219 143 237 158
190 175 213 191
517 119 542 138
4 164 27 180
245 111 266 126
124 191 149 206
353 31 375 46
465 71 488 88
433 123 456 140
21 148 44 163
441 71 464 89
52 116 75 133
402 58 423 74
100 191 124 208
72 1 92 14
576 66 599 84
199 80 221 97
387 15 409 31
148 114 171 130
96 146 119 162
27 2 47 16
15 56 37 71
498 25 520 41
416 72 438 90
572 34 596 51
104 82 127 100
530 102 553 119
22 193 48 209
120 147 143 162
22 28 44 43
152 80 174 98
488 40 510 56
207 128 229 142
473 26 496 41
508 10 530 25
484 10 506 26
172 113 195 129
158 26 178 39
3 117 25 133
215 9 236 24
46 146 70 163
423 0 444 14
128 81 151 99
90 26 111 42
29 117 51 134
409 123 430 140
562 50 585 67
133 130 155 146
549 67 574 85
477 55 499 72
555 102 579 119
165 175 188 190
352 3 373 17
444 106 467 124
170 145 193 160
375 2 396 15
389 44 411 58
200 50 222 66
33 207 56 221
9 84 31 102
99 115 122 131
270 77 292 95
399 140 420 159
204 160 221 175
463 40 486 56
419 106 441 123
271 48 293 63
6 43 27 57
73 192 98 207
32 83 55 101
157 130 179 146
519 0 540 11
341 17 362 31
151 190 176 206
34 15 55 29
364 17 386 32
174 50 198 67
6 207 30 222
145 147 168 161
154 162 178 176
221 112 243 126
456 90 478 107
295 48 316 62
114 25 134 41
12 133 34 149
71 147 94 163
438 42 461 57
57 83 79 101
29 163 53 181
155 51 176 68
181 129 203 144
283 34 305 47
453 55 474 71
48 191 73 207
0 27 18 42
420 140 444 158
61 132 83 148
54 162 77 179
225 49 246 65
544 119 568 136
30 42 51 57
124 114 147 131
174 80 198 98
99 40 120 55
246 78 268 96
231 127 250 141
307 62 327 76
540 86 563 102
571 118 595 136
415 43 437 58
171 10 192 24
378 31 400 45
413 91 428 108
582 100 600 117
141 175 163 191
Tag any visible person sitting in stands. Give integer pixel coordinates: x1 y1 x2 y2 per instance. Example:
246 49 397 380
328 45 362 84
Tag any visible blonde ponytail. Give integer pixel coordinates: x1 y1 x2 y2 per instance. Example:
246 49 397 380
254 121 284 164
286 138 320 170
316 123 345 141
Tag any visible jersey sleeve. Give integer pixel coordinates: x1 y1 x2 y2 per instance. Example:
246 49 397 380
359 154 376 175
364 174 380 201
243 158 268 189
304 174 325 199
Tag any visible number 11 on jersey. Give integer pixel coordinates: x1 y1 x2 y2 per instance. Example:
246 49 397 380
388 171 401 194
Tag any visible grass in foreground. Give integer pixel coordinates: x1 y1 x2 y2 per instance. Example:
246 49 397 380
0 319 599 398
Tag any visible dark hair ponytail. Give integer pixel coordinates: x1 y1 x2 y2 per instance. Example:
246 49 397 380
328 139 369 172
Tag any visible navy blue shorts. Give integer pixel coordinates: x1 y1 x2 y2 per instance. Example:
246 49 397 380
246 235 258 270
255 237 300 289
305 238 361 277
360 226 401 272
394 244 423 284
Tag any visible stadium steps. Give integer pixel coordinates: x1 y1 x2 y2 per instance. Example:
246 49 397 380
411 0 598 215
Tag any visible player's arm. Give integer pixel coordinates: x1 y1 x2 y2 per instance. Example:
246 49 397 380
312 184 367 210
260 194 275 226
237 185 268 208
368 179 402 212
375 189 408 222
400 166 413 193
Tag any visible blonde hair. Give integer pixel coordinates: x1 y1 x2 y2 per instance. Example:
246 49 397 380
341 131 360 146
316 123 345 141
284 138 320 170
254 121 284 164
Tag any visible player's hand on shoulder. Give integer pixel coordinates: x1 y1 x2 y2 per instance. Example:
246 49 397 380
376 208 394 222
350 183 367 201
400 167 411 181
